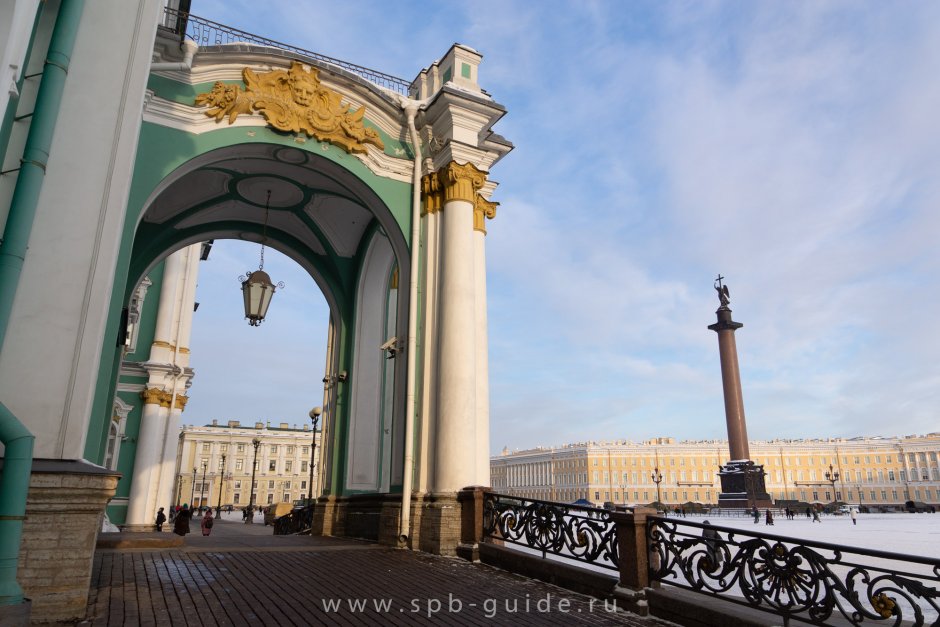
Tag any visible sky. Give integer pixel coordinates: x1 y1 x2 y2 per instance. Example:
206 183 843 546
182 1 940 453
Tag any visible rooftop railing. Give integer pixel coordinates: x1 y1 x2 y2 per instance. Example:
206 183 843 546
158 7 411 95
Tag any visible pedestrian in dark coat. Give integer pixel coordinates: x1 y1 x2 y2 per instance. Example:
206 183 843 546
173 504 191 536
155 507 166 531
201 510 214 536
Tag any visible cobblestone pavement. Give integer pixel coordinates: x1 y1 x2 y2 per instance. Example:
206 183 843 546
87 518 673 626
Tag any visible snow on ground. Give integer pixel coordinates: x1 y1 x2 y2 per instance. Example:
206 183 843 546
685 511 940 559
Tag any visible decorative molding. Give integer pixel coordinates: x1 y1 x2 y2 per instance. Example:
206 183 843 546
421 161 488 215
174 395 190 411
141 387 164 406
473 194 498 234
141 95 413 184
194 61 384 155
151 340 190 355
442 161 486 203
421 170 444 216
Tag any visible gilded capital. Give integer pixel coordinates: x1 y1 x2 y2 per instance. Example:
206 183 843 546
421 171 444 215
442 161 487 203
174 394 189 411
141 387 164 406
158 391 174 408
473 195 498 234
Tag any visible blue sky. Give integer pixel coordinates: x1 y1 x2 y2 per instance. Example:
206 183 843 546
183 1 940 452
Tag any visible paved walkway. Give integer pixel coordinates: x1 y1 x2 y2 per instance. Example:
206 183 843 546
87 517 673 626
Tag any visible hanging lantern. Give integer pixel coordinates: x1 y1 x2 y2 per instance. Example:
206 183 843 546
238 190 283 327
241 269 277 326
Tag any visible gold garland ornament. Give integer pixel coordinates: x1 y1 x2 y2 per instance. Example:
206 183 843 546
195 61 384 155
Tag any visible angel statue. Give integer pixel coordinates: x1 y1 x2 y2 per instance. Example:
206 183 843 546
714 276 731 307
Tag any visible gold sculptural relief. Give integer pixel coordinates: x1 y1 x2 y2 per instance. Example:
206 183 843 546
473 195 498 234
195 61 384 155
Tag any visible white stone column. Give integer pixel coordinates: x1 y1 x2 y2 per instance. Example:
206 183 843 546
432 162 486 493
473 195 497 487
124 389 168 529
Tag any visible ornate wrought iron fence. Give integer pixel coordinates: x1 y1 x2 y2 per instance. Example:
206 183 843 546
482 493 618 571
648 517 940 626
159 8 411 95
272 505 313 535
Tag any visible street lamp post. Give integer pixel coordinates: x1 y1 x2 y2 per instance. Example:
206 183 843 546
217 454 226 514
190 467 197 506
175 475 183 508
825 463 840 504
200 461 208 510
308 407 322 506
651 467 664 507
246 437 261 523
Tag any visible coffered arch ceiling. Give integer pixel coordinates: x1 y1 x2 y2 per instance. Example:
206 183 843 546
130 142 408 317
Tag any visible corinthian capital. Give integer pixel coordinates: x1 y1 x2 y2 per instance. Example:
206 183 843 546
141 387 164 406
442 161 487 203
473 195 499 234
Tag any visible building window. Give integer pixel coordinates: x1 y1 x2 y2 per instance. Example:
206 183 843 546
286 446 294 454
594 491 600 500
234 493 240 503
220 444 228 452
235 459 243 471
218 458 225 470
301 461 308 472
285 460 292 472
302 446 309 455
268 480 274 489
234 480 242 489
238 444 245 453
301 481 307 489
270 445 278 453
202 443 210 452
269 460 276 472
267 494 273 504
283 493 290 502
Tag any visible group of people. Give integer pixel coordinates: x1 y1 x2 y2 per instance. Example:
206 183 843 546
154 504 216 537
750 507 774 525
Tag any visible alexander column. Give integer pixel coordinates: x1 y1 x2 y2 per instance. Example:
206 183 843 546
709 276 771 509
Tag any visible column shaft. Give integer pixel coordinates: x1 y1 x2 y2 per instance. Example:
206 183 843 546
717 329 750 460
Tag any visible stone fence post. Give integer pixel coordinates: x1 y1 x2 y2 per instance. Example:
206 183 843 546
456 485 488 561
611 506 657 591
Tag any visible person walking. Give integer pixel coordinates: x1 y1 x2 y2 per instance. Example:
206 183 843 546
173 504 192 536
752 507 760 524
201 509 214 536
702 521 722 572
765 509 774 526
812 510 821 523
155 507 166 532
850 508 857 526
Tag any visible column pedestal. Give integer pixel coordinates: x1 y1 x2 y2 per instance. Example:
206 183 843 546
717 460 772 508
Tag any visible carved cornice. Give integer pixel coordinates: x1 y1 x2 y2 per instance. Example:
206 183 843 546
194 61 384 154
473 195 498 234
141 387 164 406
442 161 487 203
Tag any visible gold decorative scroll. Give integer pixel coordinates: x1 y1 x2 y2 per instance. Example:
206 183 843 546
473 195 498 234
421 171 444 215
195 61 384 154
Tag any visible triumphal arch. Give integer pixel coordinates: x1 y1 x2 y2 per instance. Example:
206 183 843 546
0 1 510 621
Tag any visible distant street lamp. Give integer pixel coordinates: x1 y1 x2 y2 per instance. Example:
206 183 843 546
651 467 664 506
825 463 840 503
190 466 197 506
175 475 183 508
200 461 208 509
308 407 322 505
246 437 261 523
217 454 227 514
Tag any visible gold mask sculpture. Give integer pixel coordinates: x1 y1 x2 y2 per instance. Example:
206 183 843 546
195 61 384 154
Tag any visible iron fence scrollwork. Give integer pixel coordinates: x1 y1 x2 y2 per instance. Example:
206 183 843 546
648 517 940 626
482 493 618 571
